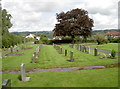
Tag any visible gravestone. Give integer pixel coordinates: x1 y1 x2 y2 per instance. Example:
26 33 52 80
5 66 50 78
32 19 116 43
60 47 62 54
32 54 35 63
2 50 5 58
76 45 78 50
69 44 71 48
94 48 98 56
82 45 84 52
88 47 90 54
10 46 13 53
2 79 11 89
53 43 54 47
84 46 87 53
71 44 74 48
34 51 37 57
80 45 82 51
65 49 67 56
70 51 74 62
21 64 30 81
34 51 38 62
8 48 11 54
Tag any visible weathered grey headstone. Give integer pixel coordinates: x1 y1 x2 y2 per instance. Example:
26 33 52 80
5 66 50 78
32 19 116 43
70 51 74 61
94 48 98 56
60 47 62 54
21 64 30 81
88 47 90 54
76 44 79 50
53 43 54 47
82 45 84 52
71 44 74 48
8 48 11 54
2 50 5 58
65 49 67 56
2 79 11 88
10 46 13 53
80 45 82 51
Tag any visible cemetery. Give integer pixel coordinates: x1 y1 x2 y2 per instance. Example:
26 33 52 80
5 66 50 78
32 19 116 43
1 1 119 88
1 42 119 87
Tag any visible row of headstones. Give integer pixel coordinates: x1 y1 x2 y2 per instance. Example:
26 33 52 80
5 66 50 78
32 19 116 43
32 46 41 63
2 46 18 58
53 44 74 62
2 63 30 88
2 44 28 58
69 44 98 56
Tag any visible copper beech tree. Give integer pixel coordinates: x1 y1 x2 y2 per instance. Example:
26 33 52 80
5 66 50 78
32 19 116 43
53 8 94 42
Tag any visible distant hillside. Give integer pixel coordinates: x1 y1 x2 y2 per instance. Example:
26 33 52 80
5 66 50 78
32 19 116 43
11 29 119 38
92 29 119 35
12 31 54 39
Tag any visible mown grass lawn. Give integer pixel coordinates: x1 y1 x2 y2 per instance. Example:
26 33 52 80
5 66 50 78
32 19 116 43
2 68 118 87
88 43 118 52
2 44 118 71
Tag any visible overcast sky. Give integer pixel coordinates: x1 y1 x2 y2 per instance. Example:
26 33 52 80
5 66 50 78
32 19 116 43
2 0 119 32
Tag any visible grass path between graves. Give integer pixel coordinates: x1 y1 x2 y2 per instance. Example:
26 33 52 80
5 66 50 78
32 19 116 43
2 67 118 87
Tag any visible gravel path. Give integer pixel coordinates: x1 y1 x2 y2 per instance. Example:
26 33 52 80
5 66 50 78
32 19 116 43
1 66 106 74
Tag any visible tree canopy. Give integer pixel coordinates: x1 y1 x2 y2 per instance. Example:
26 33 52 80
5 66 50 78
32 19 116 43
2 9 12 35
53 8 94 39
1 9 23 48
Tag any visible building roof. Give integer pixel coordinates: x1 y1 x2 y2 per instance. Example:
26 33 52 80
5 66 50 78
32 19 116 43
106 32 120 36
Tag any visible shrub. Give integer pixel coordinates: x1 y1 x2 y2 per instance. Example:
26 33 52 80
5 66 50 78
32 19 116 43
111 49 116 59
34 40 39 44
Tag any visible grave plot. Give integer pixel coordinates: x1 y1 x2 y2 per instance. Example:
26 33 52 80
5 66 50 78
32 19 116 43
68 44 118 60
31 46 41 63
89 43 118 52
1 44 33 58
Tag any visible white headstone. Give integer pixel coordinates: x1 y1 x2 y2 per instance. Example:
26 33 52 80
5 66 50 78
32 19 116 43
32 54 35 63
21 64 30 81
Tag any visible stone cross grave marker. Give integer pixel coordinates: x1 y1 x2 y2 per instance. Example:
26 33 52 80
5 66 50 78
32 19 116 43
21 63 30 81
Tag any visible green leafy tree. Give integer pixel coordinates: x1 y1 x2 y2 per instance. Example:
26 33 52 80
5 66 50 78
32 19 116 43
40 34 49 44
95 33 108 45
1 9 23 48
